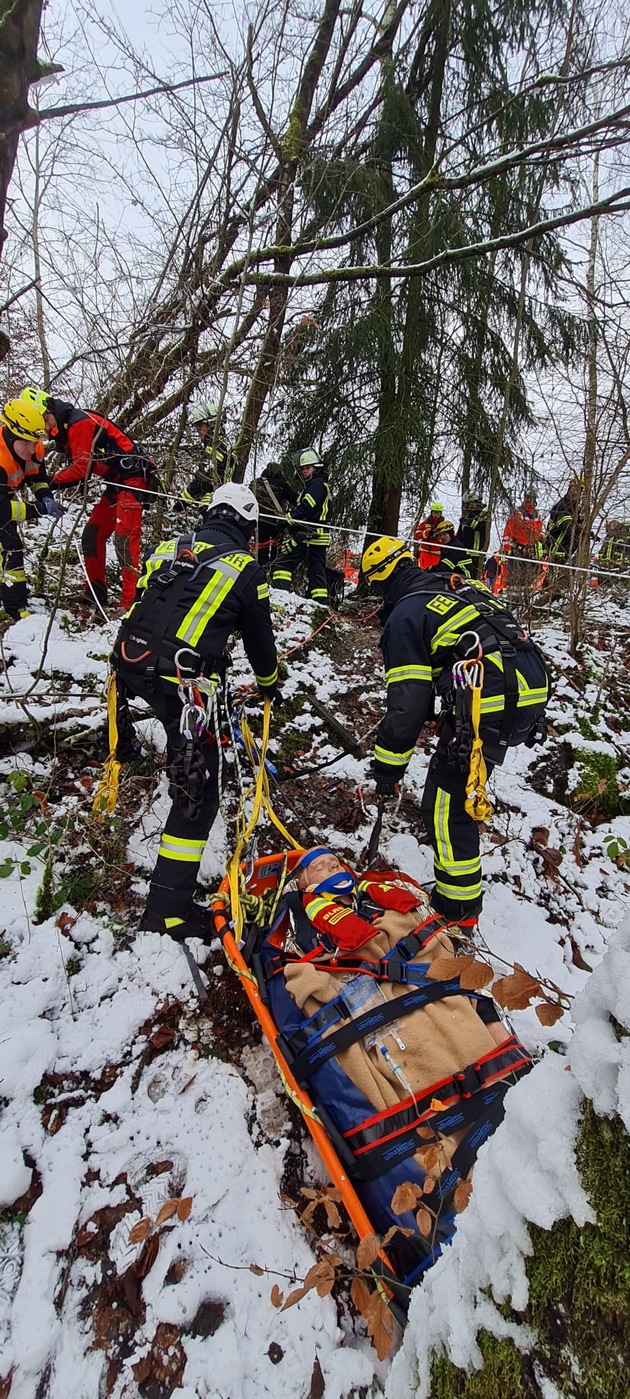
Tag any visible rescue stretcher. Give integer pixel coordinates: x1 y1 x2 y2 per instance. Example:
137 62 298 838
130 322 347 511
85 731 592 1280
211 847 533 1326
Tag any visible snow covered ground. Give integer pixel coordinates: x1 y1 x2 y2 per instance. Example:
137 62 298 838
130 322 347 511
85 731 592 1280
0 585 628 1399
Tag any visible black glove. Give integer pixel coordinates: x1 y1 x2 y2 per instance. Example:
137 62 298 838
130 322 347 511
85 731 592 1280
25 502 41 522
373 768 400 798
35 496 66 520
259 684 283 707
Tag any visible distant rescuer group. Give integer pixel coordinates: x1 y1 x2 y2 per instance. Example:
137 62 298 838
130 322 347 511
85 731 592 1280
0 383 622 942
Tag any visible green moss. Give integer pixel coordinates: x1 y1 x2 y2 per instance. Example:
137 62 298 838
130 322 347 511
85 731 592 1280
429 1101 630 1398
572 749 628 818
576 714 599 742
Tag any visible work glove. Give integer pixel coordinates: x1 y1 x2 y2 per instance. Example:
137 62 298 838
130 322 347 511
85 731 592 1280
372 768 400 799
36 496 66 520
259 684 283 707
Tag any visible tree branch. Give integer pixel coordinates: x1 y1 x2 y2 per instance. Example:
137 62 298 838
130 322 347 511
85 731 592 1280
35 72 229 124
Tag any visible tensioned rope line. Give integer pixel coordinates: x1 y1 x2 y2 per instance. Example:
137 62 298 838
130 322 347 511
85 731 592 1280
45 477 630 585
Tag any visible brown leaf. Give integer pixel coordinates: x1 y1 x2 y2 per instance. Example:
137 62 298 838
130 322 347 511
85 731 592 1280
531 825 549 846
492 969 541 1011
391 1181 423 1215
56 911 76 933
365 1291 396 1360
323 1197 341 1230
129 1218 152 1245
176 1196 193 1221
300 1187 319 1200
281 1284 309 1310
270 1283 284 1309
572 828 585 870
136 1232 160 1280
417 1122 437 1140
155 1199 179 1227
416 1206 434 1237
535 1001 565 1027
568 937 592 972
150 1024 177 1050
425 954 473 982
382 1225 415 1245
357 1233 381 1269
417 1145 440 1173
350 1276 373 1317
453 1179 473 1213
458 959 494 991
249 1263 264 1276
0 1369 13 1399
310 1354 325 1399
540 846 563 870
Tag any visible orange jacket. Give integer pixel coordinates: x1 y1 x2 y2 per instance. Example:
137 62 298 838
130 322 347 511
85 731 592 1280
502 507 543 553
414 515 454 569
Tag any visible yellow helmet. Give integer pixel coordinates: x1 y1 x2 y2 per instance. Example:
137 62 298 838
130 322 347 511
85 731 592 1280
21 386 50 416
361 536 414 583
1 398 46 442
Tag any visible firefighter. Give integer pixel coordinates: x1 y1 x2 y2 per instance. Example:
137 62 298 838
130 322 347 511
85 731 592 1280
454 490 488 578
252 462 297 568
112 482 280 939
0 399 64 620
414 502 454 570
178 401 237 507
545 477 584 563
501 491 543 588
598 520 630 575
362 537 549 922
22 388 160 610
271 448 331 601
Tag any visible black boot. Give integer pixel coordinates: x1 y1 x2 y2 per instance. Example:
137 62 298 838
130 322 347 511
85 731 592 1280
139 902 215 942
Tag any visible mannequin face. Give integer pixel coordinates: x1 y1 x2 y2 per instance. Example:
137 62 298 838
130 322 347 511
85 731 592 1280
296 850 344 891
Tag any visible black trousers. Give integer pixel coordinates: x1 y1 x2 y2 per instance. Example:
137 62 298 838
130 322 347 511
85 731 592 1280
118 676 223 918
421 729 493 921
0 520 28 618
272 539 328 600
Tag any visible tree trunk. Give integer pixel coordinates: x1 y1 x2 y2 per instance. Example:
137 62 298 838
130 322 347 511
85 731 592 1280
0 0 44 259
569 148 599 658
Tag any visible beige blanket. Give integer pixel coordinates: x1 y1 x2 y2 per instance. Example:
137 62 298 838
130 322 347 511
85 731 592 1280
285 889 510 1181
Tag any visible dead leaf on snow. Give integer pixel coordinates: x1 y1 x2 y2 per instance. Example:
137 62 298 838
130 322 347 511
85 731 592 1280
270 1283 284 1309
128 1218 152 1245
535 1001 565 1027
357 1233 381 1269
155 1199 179 1227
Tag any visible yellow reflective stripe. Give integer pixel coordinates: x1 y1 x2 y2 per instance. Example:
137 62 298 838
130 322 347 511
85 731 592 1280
435 855 481 875
3 568 26 582
272 569 292 580
374 744 415 766
435 877 483 898
305 895 333 918
256 668 278 687
304 493 316 507
435 789 454 868
177 556 248 647
385 664 432 685
431 604 480 651
257 583 270 600
158 834 206 861
164 916 185 928
311 588 327 598
10 501 27 522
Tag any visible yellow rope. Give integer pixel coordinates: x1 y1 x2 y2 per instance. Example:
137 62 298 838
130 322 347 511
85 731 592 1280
464 673 493 822
226 701 301 940
92 672 122 817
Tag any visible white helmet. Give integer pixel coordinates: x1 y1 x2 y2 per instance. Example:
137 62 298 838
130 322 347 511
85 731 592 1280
189 400 220 426
206 482 259 530
298 448 322 469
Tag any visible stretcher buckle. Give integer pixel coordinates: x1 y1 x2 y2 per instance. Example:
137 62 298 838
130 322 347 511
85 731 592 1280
453 1063 483 1098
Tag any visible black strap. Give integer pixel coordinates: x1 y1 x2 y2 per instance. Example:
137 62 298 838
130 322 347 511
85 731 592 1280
116 541 230 679
282 980 477 1085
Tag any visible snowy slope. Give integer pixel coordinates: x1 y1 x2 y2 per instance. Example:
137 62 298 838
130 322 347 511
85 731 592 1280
0 585 628 1399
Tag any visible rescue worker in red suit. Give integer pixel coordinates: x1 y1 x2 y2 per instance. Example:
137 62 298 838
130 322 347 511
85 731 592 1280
414 502 454 570
0 399 64 620
21 388 160 609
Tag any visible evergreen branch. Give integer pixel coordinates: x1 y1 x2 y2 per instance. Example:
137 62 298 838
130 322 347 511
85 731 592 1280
240 184 630 286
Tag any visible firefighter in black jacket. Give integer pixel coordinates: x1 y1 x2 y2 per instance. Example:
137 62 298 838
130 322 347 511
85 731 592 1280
362 537 549 922
179 401 237 507
112 483 280 940
454 490 488 578
271 448 331 601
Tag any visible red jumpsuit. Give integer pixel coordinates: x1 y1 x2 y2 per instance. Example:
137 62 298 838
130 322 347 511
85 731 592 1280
49 399 158 608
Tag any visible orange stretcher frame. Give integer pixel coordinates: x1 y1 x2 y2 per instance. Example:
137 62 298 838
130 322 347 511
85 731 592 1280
211 848 405 1313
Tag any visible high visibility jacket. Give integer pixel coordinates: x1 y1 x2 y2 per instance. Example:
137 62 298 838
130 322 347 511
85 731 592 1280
181 434 237 505
545 494 582 560
303 876 423 952
414 516 454 570
457 509 487 558
0 429 54 528
115 517 278 691
502 508 543 554
48 399 157 491
373 564 548 780
289 469 331 546
599 525 630 569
